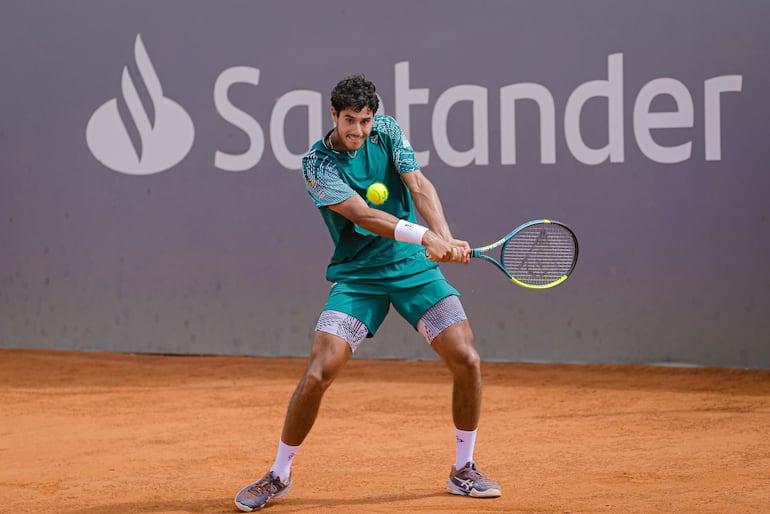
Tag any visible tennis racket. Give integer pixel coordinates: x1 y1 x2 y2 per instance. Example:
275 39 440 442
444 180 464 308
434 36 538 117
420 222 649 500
472 219 578 289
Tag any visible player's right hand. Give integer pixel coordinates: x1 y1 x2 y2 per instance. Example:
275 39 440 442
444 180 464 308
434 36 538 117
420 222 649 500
424 233 470 264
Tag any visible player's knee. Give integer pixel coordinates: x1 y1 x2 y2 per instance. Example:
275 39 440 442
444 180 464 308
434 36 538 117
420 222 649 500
450 344 481 378
462 347 481 373
299 367 335 397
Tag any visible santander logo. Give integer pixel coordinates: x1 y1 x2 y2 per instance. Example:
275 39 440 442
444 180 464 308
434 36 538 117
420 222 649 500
86 34 194 175
86 35 742 175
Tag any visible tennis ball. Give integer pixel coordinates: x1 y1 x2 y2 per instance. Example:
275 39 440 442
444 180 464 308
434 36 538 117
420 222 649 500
366 182 389 205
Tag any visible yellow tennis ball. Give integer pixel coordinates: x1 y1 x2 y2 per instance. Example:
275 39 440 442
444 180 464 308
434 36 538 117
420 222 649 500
366 182 389 205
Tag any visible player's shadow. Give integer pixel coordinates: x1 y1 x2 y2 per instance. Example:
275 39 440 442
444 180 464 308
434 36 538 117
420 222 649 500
63 491 449 513
63 498 232 514
266 491 450 512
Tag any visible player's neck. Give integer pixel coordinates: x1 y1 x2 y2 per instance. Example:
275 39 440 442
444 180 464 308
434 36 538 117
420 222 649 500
327 130 337 151
328 129 358 158
329 130 345 151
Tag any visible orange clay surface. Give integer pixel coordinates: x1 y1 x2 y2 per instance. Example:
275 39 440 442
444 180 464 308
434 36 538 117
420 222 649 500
1 349 769 513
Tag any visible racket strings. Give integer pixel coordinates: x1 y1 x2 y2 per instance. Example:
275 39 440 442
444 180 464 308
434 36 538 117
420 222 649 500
502 225 576 286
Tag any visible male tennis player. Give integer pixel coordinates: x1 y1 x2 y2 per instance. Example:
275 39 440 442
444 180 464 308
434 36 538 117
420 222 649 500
235 75 501 511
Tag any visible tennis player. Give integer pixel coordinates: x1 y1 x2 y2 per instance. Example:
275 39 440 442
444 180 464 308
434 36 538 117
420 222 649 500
235 75 501 511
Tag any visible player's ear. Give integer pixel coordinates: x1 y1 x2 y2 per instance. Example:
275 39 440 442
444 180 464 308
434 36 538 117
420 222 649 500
330 107 338 125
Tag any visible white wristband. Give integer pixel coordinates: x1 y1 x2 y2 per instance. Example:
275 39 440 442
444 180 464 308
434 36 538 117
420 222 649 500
394 220 429 245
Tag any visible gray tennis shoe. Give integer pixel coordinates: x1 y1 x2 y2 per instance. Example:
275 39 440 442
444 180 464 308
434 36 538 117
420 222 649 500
235 470 292 511
446 461 502 498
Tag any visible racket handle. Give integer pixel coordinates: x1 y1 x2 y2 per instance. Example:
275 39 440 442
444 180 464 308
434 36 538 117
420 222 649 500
425 248 476 260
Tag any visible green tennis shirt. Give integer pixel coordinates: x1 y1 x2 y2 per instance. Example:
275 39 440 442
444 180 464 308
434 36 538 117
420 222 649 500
302 115 438 282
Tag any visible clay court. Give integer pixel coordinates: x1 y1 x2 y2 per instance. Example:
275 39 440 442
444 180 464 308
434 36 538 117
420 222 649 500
1 349 769 513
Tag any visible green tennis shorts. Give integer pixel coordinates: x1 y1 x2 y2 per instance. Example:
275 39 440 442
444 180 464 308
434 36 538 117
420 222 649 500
322 264 460 338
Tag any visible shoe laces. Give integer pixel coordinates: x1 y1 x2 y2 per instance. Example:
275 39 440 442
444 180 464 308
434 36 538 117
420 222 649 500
248 472 282 495
461 462 487 480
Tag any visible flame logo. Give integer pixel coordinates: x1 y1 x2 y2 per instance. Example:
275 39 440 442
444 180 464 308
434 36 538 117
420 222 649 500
86 34 194 175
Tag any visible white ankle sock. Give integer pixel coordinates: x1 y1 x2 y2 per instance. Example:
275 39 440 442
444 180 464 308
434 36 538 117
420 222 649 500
270 440 300 483
455 428 477 469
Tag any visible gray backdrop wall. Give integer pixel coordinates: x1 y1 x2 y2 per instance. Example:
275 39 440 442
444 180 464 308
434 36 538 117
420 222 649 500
2 1 769 368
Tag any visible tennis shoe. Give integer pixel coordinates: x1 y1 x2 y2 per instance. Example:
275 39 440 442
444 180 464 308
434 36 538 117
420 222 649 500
234 470 292 511
446 460 501 498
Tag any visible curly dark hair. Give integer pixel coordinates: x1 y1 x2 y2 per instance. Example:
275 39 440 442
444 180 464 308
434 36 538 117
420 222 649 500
330 75 379 114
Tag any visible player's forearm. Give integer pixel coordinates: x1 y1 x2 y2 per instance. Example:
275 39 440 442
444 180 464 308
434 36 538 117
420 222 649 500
355 208 403 238
411 181 453 241
329 189 451 251
401 170 454 241
329 195 414 241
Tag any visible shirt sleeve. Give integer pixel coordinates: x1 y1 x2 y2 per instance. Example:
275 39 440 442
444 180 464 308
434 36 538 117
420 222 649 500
302 152 357 207
376 115 420 174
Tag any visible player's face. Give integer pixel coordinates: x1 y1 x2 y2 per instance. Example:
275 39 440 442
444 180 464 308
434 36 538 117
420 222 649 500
332 107 374 152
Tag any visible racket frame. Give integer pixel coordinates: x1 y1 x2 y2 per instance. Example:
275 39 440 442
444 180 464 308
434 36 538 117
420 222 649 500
471 219 578 289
